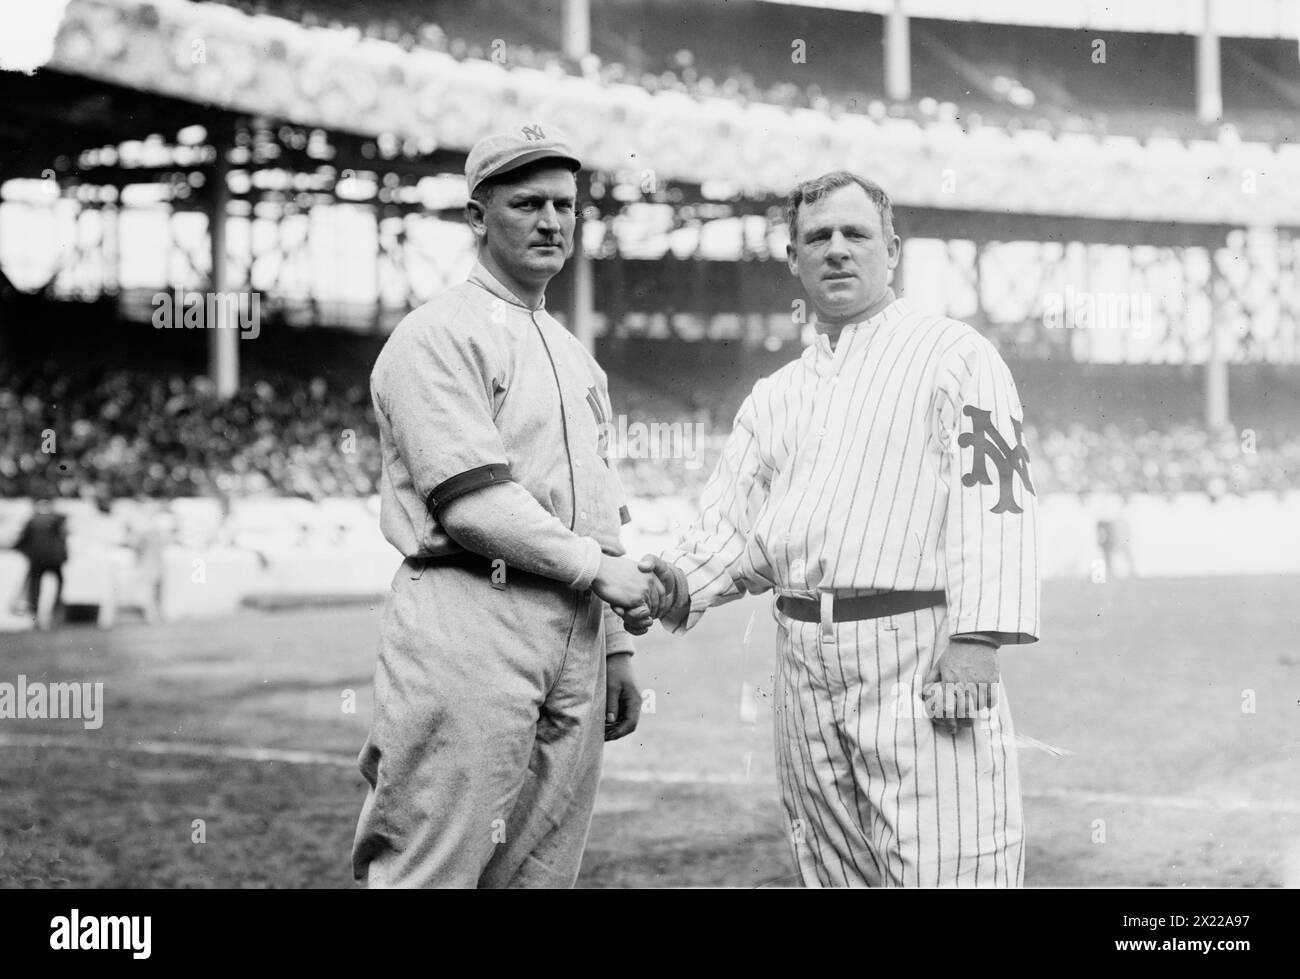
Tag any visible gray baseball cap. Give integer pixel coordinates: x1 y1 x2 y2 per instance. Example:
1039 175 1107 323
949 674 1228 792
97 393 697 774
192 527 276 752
465 122 581 195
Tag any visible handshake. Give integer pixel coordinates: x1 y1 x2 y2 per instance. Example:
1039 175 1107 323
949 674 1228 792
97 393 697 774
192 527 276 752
591 554 679 636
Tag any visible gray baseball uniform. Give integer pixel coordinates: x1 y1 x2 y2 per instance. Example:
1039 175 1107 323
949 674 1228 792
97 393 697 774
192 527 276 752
352 261 633 887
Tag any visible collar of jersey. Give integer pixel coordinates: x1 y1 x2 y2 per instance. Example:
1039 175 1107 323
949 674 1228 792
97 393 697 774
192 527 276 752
813 296 908 358
468 261 547 312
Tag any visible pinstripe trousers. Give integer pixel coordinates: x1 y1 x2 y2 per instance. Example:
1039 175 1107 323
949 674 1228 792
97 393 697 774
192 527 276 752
773 602 1025 887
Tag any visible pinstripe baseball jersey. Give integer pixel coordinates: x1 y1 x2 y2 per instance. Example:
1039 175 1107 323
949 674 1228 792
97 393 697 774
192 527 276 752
660 296 1040 643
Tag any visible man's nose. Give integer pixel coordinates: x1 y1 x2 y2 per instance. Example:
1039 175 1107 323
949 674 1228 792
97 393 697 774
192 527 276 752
826 230 850 258
537 202 561 231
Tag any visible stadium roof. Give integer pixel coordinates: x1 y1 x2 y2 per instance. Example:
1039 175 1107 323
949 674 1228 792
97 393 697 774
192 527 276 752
5 0 1300 227
761 0 1300 40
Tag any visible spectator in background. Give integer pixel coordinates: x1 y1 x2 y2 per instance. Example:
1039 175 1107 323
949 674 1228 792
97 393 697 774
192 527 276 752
13 493 68 628
131 499 170 624
1096 515 1116 578
1111 505 1136 578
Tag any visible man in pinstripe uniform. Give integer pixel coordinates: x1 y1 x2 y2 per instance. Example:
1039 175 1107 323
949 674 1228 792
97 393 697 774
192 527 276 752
633 170 1040 887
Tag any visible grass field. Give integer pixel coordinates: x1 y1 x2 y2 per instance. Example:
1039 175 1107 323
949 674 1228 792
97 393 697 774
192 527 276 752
2 574 1298 888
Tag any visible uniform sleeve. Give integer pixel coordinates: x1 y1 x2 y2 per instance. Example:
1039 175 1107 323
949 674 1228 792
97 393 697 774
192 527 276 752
373 306 513 518
603 606 636 657
438 482 603 591
935 337 1040 644
659 392 772 634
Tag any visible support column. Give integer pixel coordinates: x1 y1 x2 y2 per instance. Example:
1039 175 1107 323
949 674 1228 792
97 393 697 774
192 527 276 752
373 200 383 333
1206 241 1230 429
106 197 121 297
562 0 591 60
208 118 238 399
1196 0 1222 125
570 224 596 354
884 0 911 102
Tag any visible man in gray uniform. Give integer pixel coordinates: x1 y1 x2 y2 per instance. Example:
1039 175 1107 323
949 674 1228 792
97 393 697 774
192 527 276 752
352 123 659 888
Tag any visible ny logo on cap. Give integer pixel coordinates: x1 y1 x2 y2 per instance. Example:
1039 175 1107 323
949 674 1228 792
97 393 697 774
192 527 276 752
521 124 546 141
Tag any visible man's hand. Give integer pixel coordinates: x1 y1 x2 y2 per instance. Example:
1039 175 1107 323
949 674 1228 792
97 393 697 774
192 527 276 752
616 608 653 635
607 554 680 636
604 652 641 741
593 555 664 636
922 640 1000 735
592 554 661 610
636 554 678 618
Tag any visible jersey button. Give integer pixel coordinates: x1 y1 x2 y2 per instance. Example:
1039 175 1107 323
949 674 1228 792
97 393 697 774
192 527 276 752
579 510 588 521
818 427 827 438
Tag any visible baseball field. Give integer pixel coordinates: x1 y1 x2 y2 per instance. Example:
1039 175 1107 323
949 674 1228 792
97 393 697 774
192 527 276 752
1 572 1297 888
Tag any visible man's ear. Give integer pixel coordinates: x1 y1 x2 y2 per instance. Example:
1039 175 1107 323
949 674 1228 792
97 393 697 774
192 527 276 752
465 200 487 239
887 234 901 269
786 242 800 277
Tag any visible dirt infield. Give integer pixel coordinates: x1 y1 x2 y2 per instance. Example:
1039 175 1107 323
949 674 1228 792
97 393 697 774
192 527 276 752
1 574 1297 887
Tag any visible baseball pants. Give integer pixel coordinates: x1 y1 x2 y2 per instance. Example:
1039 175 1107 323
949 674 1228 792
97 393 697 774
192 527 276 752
352 559 607 888
773 601 1024 887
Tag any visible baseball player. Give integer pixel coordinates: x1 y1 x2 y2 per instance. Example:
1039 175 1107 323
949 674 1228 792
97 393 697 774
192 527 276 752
352 123 661 888
635 170 1040 887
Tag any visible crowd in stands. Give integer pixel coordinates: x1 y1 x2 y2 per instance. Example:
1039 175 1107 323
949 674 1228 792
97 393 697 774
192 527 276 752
0 366 381 502
1026 419 1299 500
1 366 1296 504
214 0 1298 146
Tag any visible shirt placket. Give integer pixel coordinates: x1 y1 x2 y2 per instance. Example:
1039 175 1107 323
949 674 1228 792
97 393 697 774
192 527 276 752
786 328 853 589
817 324 854 431
532 312 591 534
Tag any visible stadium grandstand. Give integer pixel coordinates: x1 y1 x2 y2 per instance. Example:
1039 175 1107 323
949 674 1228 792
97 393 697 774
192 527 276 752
2 0 1299 626
209 0 1300 143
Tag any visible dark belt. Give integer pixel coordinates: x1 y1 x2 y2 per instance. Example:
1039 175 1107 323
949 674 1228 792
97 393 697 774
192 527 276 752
776 590 945 623
408 550 549 588
410 550 496 574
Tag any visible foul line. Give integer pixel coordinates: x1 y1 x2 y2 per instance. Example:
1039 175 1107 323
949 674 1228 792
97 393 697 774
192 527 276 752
3 732 1298 816
0 732 356 769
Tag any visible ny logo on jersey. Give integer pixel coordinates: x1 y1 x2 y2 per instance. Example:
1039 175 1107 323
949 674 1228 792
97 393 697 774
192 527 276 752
958 405 1036 514
520 123 546 141
586 385 612 464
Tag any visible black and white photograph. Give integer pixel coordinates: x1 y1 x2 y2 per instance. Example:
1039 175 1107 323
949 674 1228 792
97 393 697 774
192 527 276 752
0 0 1296 921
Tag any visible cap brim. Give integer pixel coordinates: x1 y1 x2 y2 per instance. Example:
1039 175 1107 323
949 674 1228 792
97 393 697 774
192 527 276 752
478 149 582 188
